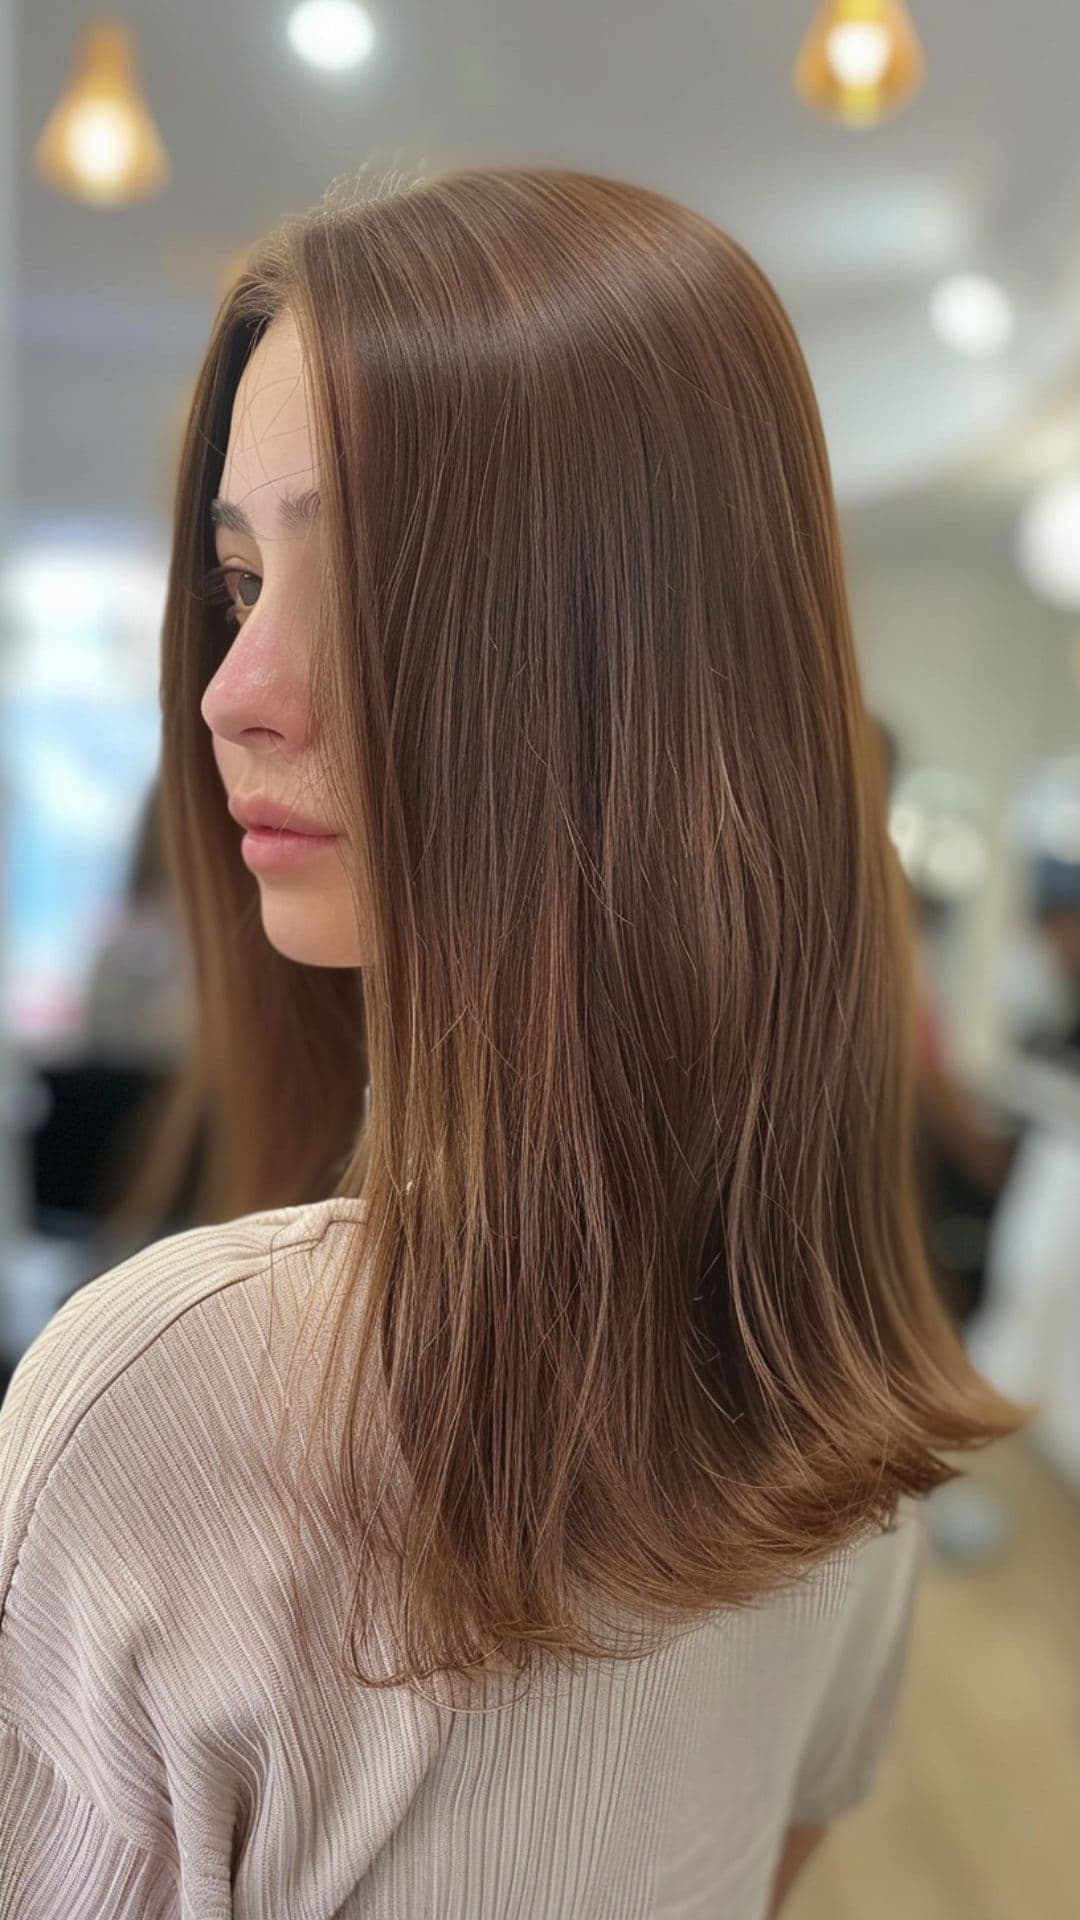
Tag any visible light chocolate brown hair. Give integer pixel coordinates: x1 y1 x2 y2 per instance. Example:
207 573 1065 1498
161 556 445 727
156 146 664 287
110 164 1028 1688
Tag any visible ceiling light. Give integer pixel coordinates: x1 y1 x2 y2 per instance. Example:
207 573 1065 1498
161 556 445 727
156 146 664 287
32 19 170 208
930 274 1015 357
825 22 892 89
287 0 375 71
1016 478 1080 611
794 1 925 128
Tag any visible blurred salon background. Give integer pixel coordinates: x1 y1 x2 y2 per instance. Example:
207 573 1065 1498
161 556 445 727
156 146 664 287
1 5 1078 1914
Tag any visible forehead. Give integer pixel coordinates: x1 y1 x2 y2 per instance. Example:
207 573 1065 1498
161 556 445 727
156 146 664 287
221 310 317 502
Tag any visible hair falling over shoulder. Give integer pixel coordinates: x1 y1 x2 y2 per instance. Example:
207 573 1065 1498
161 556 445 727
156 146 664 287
106 162 1031 1689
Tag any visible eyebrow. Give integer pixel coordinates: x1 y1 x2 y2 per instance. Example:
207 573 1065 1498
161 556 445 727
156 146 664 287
209 487 321 537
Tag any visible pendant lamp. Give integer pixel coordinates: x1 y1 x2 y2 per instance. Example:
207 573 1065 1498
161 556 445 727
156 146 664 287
33 18 170 208
794 0 925 128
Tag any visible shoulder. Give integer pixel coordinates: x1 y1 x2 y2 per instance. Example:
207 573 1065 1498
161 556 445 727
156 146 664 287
781 1496 931 1825
828 1495 931 1663
0 1195 368 1629
798 1495 931 1641
0 1195 366 1874
719 1494 931 1700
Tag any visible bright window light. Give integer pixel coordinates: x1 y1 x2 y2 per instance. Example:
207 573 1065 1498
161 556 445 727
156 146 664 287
287 1 375 71
930 273 1015 357
1016 478 1080 611
1 544 166 697
825 22 893 89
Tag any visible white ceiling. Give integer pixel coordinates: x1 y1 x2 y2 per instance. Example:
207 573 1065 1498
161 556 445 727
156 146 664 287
16 0 1080 538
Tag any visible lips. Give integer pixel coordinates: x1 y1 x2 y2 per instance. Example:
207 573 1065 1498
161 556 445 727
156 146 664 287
228 794 338 837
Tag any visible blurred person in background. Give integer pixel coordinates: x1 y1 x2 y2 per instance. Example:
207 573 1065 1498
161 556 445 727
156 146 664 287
12 782 204 1291
871 719 1020 1562
964 852 1080 1487
998 853 1080 1068
0 167 1028 1919
0 785 202 1408
81 776 208 1268
83 778 192 1071
908 886 1017 1325
871 720 1017 1324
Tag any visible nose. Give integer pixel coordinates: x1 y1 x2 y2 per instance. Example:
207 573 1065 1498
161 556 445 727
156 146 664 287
199 603 313 758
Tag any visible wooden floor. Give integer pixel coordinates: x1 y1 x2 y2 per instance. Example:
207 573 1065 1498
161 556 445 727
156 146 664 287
787 1434 1080 1920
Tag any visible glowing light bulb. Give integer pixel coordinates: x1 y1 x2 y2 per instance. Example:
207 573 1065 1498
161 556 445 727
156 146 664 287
825 21 892 89
793 1 925 128
1016 479 1080 611
32 19 170 208
930 274 1015 358
63 99 138 190
287 1 376 71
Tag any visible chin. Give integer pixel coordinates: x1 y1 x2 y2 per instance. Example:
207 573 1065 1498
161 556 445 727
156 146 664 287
258 896 366 969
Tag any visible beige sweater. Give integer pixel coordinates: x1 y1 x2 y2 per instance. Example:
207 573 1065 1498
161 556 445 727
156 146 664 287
0 1196 929 1918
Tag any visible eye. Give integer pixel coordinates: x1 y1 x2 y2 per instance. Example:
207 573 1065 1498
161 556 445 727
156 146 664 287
201 560 263 637
222 567 262 625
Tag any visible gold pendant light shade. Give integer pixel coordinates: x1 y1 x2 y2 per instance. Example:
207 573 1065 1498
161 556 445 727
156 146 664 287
794 0 926 128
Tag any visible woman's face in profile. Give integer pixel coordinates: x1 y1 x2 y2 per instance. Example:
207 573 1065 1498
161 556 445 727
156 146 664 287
200 311 369 969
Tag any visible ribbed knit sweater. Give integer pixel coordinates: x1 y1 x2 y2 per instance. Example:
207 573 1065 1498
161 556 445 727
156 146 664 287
0 1196 928 1918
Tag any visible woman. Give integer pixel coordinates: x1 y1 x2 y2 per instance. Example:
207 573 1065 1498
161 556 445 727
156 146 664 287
0 166 1027 1918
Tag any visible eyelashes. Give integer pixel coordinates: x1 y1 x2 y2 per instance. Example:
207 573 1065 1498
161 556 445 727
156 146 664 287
201 562 239 630
200 561 259 629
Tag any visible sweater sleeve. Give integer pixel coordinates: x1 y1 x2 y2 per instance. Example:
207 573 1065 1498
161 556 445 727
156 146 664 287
0 1718 178 1919
787 1498 930 1827
0 1299 189 1917
0 1203 363 1920
0 1250 239 1919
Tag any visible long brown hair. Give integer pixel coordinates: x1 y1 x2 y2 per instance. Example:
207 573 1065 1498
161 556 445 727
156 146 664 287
110 163 1028 1688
